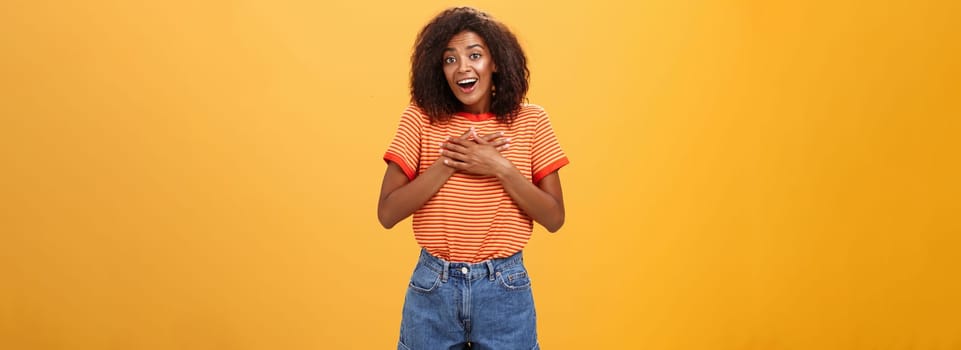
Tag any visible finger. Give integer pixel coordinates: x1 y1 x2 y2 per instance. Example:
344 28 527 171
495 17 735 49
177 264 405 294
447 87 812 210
490 137 510 147
440 149 467 161
496 144 510 152
442 142 469 154
443 158 465 169
472 129 490 144
455 127 474 140
480 131 504 143
446 137 475 148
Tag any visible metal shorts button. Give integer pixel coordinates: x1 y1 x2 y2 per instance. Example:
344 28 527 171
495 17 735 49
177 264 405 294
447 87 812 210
461 267 468 274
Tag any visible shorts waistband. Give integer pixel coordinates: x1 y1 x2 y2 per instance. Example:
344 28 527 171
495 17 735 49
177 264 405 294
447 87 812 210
417 249 524 282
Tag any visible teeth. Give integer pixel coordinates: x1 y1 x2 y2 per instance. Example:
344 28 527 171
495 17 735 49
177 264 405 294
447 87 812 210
457 78 478 85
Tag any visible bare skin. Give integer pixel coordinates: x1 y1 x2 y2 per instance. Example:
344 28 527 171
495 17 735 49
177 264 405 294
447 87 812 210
378 30 565 232
442 31 496 114
378 127 565 232
377 129 509 229
441 128 565 232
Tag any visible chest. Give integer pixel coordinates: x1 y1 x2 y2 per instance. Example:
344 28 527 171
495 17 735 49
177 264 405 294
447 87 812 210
419 119 536 173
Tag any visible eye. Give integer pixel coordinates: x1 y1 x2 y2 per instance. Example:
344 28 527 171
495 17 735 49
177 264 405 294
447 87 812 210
469 53 481 60
444 56 456 64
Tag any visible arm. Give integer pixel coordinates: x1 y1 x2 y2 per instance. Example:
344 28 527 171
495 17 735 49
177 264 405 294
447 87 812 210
494 165 565 232
441 132 565 232
377 128 478 229
377 159 455 229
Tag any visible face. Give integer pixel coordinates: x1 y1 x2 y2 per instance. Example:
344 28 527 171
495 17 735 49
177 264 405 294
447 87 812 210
442 31 496 114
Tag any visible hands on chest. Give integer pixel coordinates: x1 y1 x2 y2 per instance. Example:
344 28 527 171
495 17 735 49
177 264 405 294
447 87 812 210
439 127 513 177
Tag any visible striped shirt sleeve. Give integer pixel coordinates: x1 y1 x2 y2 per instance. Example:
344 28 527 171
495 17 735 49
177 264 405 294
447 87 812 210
383 105 424 180
530 107 569 183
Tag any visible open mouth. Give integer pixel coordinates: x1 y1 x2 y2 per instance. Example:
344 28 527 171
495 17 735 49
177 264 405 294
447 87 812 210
456 78 478 92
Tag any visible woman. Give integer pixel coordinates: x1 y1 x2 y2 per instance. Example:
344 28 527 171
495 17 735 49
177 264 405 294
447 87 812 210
378 7 569 350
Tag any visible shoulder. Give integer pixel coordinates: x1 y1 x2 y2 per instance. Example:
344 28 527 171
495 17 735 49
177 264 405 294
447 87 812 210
400 104 431 125
518 103 547 116
514 103 549 121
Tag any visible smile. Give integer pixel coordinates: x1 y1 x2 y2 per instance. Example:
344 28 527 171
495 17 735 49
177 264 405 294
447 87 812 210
456 78 478 92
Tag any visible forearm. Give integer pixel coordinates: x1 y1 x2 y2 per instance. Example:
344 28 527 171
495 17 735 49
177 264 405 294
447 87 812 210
378 161 455 229
495 166 565 232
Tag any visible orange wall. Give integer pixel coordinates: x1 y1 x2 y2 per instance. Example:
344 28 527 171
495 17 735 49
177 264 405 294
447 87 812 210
2 1 959 349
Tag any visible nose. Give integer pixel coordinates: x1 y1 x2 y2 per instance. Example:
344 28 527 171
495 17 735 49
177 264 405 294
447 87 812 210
458 58 472 73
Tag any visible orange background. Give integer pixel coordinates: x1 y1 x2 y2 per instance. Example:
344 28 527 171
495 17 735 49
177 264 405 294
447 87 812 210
2 0 959 349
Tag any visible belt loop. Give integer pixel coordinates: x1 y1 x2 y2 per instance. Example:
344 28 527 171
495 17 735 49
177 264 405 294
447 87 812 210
486 260 495 281
441 260 449 283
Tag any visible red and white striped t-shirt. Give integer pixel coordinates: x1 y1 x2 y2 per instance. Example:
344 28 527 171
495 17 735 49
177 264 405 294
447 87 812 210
384 104 569 262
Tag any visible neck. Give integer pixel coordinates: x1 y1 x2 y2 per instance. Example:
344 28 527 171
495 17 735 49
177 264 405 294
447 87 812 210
461 105 490 114
461 95 492 114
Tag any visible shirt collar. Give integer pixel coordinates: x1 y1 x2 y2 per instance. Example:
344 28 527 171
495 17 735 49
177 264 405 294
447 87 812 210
455 111 495 122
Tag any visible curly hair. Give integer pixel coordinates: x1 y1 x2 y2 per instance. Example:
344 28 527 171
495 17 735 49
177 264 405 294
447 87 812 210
410 7 529 124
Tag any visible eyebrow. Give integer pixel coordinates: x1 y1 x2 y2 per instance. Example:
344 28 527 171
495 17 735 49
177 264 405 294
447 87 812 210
444 44 485 52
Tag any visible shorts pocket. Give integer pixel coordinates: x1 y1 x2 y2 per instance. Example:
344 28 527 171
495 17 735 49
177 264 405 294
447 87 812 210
496 264 532 291
408 264 441 294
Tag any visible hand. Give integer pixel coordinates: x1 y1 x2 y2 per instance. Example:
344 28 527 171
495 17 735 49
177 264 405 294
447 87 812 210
431 128 473 175
439 127 514 176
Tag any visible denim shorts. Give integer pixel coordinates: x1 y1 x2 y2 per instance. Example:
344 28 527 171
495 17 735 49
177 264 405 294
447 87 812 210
398 249 539 350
